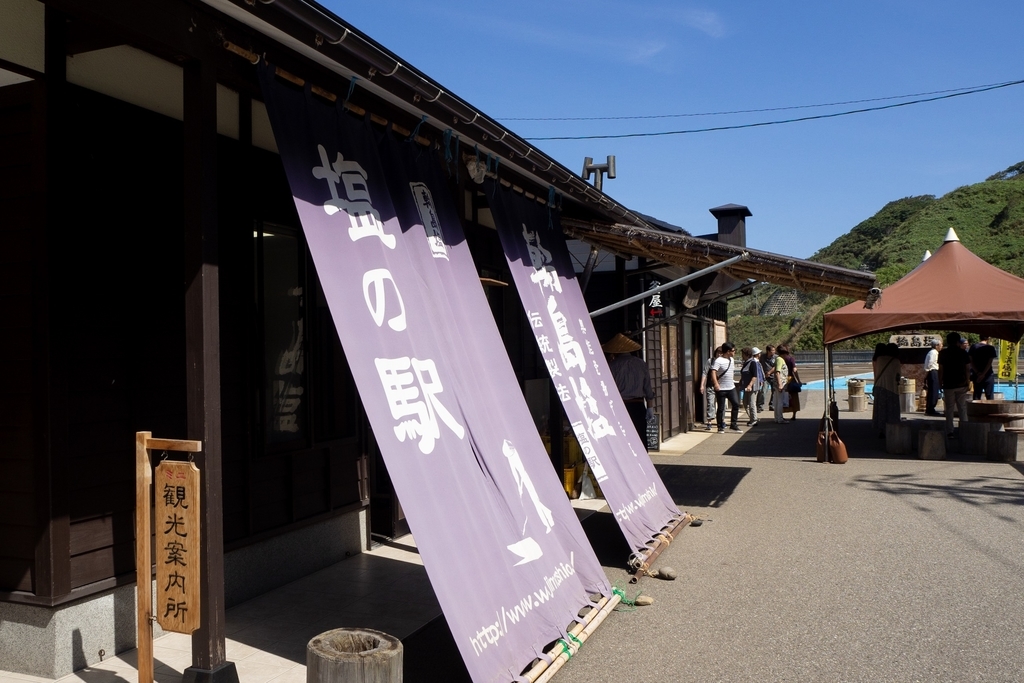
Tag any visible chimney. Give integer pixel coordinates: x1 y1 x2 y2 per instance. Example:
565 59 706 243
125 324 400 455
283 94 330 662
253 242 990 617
709 204 751 248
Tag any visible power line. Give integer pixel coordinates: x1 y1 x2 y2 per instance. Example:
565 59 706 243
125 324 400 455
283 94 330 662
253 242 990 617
503 79 1023 122
523 79 1024 141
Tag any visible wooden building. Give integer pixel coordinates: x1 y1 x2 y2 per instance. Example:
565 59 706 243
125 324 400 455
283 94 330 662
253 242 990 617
0 0 876 678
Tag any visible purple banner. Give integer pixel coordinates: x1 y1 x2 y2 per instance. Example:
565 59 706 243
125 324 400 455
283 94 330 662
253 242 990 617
487 182 681 554
258 66 609 683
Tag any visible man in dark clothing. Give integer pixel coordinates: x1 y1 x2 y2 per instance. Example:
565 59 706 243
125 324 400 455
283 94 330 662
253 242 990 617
938 332 972 437
969 336 998 400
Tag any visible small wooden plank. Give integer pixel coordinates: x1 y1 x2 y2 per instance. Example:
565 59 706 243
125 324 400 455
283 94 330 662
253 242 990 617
154 461 202 634
145 437 202 452
135 431 154 683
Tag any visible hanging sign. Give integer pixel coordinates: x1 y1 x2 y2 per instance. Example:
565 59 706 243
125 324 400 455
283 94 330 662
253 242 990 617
888 334 940 349
154 460 201 634
647 281 663 318
257 64 609 683
997 339 1019 381
487 181 681 555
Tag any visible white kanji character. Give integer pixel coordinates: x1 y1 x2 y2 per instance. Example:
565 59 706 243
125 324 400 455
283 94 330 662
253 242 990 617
375 357 464 454
521 224 552 269
312 145 395 248
537 335 553 354
527 311 544 329
556 383 571 402
530 267 562 294
362 269 407 331
547 297 585 373
545 357 562 378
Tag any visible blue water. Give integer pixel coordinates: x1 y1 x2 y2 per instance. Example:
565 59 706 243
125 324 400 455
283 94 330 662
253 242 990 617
803 373 1024 399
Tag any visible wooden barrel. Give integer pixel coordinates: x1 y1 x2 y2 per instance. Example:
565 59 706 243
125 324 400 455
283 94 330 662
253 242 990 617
899 378 917 413
308 628 402 683
847 395 868 412
848 379 866 398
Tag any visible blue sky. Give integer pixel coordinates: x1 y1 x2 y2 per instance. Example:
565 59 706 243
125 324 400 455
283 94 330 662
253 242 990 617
325 1 1024 259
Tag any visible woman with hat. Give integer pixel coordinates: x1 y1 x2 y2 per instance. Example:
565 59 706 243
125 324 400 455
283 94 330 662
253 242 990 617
602 333 655 449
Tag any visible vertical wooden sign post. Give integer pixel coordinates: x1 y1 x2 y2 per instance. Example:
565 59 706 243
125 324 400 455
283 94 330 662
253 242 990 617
136 432 203 683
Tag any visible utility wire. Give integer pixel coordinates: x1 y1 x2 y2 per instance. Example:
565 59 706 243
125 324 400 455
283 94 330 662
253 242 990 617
503 79 1023 122
524 79 1024 141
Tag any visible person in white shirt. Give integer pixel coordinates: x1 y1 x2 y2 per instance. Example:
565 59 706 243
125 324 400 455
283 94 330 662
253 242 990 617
710 342 741 433
924 339 942 416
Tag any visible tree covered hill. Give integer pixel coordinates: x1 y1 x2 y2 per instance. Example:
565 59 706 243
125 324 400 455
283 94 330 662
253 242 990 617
727 161 1024 351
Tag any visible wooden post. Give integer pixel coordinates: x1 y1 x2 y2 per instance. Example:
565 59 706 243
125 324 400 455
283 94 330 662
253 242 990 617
182 53 237 683
918 429 946 460
136 432 154 683
307 628 403 683
885 423 912 455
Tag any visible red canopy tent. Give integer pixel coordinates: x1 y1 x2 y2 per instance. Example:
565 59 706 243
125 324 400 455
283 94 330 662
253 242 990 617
818 229 1024 459
824 230 1024 345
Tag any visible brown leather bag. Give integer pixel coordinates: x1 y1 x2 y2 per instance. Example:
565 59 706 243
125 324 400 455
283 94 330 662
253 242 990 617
817 416 848 464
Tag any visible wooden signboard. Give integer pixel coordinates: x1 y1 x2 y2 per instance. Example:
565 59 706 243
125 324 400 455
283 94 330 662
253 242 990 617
136 432 202 683
154 460 201 634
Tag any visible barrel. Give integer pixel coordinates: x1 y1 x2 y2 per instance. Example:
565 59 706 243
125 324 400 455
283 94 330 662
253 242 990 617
848 395 868 412
848 379 866 398
899 378 917 413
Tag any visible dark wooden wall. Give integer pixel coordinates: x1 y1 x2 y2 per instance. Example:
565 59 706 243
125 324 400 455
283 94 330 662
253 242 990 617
0 83 39 594
0 82 367 600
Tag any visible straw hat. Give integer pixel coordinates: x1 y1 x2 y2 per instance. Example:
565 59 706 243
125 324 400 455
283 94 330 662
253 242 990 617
601 333 642 354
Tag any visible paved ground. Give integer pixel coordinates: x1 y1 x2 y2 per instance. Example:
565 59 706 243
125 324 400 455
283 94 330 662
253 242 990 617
557 387 1024 683
4 375 1022 683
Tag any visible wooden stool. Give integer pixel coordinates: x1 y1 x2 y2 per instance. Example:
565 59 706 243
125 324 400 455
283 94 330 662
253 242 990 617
987 432 1022 462
886 422 912 455
918 429 946 460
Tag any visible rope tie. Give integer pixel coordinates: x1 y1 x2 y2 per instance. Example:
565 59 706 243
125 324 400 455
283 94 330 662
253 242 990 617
344 76 358 105
406 114 427 142
556 639 573 660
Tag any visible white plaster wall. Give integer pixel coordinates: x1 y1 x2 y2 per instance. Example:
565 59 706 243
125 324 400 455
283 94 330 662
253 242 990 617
65 45 240 140
0 0 44 74
252 98 279 153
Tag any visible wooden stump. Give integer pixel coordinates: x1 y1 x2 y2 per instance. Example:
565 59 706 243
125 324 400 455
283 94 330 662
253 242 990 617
886 422 912 455
918 429 946 460
958 422 991 457
308 628 403 683
847 395 867 413
987 432 1022 462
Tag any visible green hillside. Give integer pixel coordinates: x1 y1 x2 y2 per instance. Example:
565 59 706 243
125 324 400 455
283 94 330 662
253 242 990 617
727 161 1024 351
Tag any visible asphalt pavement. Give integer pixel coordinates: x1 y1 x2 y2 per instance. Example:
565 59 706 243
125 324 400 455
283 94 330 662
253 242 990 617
557 385 1024 683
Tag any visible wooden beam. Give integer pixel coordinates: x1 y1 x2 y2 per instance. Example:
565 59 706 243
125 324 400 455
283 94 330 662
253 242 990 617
182 53 238 683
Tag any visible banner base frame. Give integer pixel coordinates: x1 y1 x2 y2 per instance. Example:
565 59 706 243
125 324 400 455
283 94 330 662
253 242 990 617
521 592 622 683
629 513 693 579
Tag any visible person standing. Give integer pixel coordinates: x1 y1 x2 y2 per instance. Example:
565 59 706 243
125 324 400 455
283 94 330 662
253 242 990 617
872 343 902 437
757 344 776 413
740 347 763 427
777 344 803 421
969 336 998 400
938 332 972 437
924 339 942 416
773 346 789 423
699 347 722 431
603 333 655 449
710 342 741 433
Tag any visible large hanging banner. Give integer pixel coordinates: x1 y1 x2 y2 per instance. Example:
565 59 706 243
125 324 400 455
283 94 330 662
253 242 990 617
488 182 681 554
258 66 609 683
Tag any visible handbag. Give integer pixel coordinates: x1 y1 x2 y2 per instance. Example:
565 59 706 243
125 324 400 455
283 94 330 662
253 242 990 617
785 377 802 393
816 416 848 464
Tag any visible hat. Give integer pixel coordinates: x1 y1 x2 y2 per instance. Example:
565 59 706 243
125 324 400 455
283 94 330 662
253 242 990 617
960 337 968 344
751 347 762 356
601 333 642 354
